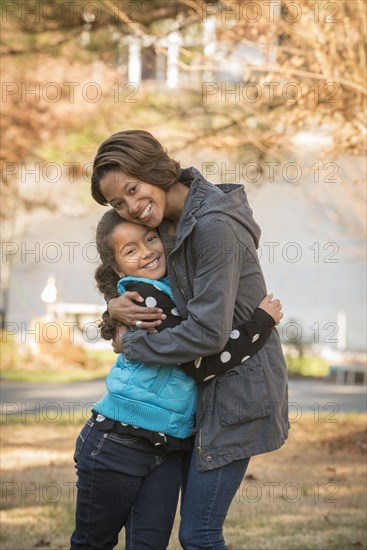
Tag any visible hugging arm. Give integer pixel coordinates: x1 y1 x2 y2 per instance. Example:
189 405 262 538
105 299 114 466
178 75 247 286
179 308 275 382
123 281 275 382
122 219 276 369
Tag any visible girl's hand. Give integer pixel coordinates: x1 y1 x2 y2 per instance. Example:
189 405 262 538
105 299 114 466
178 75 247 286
259 293 284 325
108 292 166 329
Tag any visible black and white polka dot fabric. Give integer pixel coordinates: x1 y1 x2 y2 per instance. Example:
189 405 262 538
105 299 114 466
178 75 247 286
145 296 157 308
127 281 276 383
94 280 276 450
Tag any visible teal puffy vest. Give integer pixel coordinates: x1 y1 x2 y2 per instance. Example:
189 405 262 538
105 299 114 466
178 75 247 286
94 276 197 438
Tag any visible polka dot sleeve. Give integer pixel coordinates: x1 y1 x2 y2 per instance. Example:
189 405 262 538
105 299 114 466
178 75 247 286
124 281 184 331
125 282 275 383
179 308 276 383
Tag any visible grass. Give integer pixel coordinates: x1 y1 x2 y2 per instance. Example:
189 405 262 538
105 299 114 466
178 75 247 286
1 337 330 384
0 341 114 383
285 355 329 378
0 364 110 383
0 414 366 549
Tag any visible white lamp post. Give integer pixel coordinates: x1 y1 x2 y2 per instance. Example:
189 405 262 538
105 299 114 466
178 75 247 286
41 276 58 321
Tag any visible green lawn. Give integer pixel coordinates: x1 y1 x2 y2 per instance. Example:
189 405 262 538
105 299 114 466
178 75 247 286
0 345 114 383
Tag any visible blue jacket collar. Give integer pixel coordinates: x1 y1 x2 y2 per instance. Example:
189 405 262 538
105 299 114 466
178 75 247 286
117 275 173 301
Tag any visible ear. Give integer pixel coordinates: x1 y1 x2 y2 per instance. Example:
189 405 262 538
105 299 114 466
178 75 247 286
113 266 124 278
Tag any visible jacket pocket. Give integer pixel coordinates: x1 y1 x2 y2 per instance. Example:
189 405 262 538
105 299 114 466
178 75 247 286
216 363 271 426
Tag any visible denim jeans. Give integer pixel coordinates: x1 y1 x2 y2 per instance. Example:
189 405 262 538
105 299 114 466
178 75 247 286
70 418 185 550
179 452 250 550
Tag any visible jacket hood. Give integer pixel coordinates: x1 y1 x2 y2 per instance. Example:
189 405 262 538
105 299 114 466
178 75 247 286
178 167 261 248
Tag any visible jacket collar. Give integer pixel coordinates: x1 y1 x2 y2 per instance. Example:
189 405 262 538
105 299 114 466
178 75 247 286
173 167 208 247
171 167 259 251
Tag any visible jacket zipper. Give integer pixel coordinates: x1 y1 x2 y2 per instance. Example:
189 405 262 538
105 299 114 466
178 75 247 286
197 388 206 459
197 428 204 458
173 257 203 456
172 259 187 302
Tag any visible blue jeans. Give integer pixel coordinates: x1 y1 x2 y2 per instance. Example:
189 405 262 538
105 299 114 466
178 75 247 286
70 418 185 550
179 452 250 550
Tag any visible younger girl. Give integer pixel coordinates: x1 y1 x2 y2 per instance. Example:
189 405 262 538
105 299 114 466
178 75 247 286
70 209 282 550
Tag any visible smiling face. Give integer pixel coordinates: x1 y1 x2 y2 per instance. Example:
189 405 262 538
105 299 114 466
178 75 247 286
110 222 166 280
100 170 167 228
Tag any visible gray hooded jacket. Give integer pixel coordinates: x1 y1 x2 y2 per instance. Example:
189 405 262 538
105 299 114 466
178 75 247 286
123 167 289 471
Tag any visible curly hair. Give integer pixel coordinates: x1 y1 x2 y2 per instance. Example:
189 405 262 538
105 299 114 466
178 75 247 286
95 209 126 340
91 130 181 205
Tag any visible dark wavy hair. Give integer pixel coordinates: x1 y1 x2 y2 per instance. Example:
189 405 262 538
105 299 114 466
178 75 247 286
95 209 126 340
91 130 181 205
